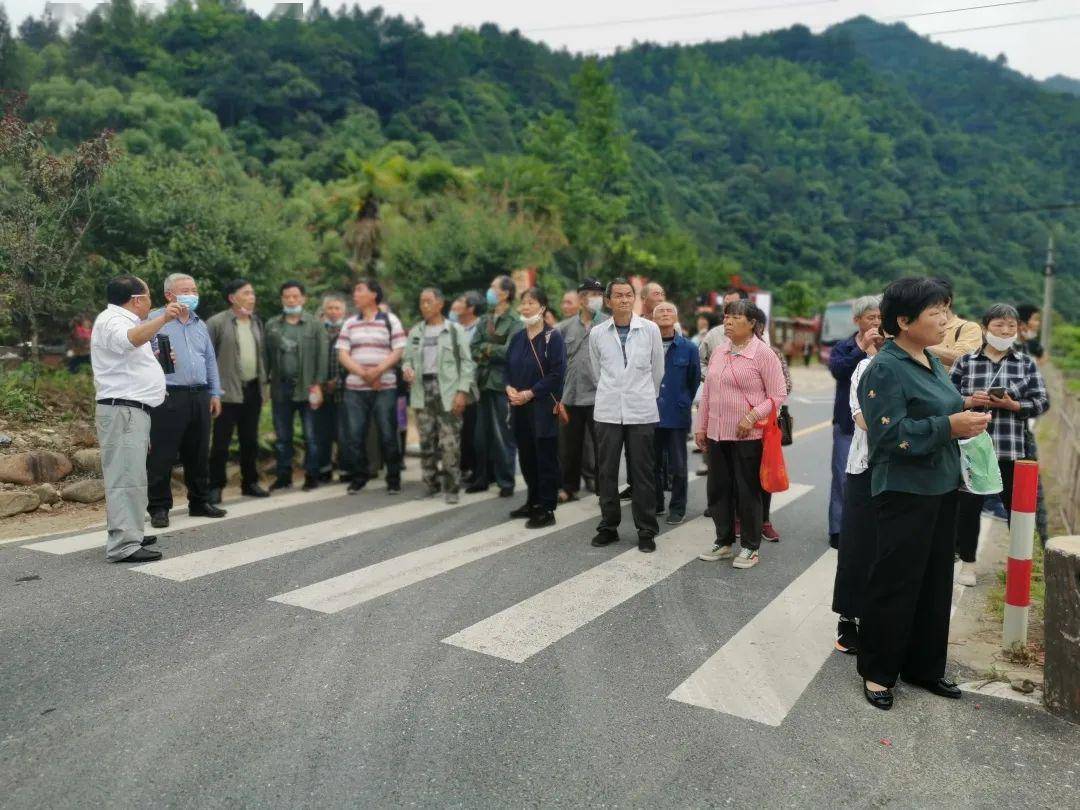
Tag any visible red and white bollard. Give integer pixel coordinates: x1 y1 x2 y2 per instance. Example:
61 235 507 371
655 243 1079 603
1003 460 1039 648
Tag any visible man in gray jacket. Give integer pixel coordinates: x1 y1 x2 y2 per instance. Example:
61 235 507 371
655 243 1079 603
555 277 607 502
207 278 270 501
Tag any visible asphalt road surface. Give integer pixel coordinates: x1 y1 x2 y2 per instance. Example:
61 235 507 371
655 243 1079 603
2 396 1078 808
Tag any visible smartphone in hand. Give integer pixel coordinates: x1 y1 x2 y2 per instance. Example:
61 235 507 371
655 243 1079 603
988 387 1006 399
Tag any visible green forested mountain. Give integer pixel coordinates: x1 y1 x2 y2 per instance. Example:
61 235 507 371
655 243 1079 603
1043 74 1080 97
1 0 1076 339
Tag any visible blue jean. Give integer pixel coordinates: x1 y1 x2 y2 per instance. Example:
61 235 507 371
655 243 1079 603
473 390 516 491
344 389 401 487
654 428 688 515
829 425 853 537
272 383 319 479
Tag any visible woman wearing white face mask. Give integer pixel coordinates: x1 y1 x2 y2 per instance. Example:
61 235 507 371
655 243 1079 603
505 287 567 528
949 303 1049 586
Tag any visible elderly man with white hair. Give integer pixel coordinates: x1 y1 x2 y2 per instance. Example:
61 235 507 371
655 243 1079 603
825 294 883 548
146 272 227 529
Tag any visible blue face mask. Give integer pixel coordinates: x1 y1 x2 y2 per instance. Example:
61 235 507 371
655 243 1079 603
176 294 199 311
486 288 499 307
448 311 459 323
283 304 303 316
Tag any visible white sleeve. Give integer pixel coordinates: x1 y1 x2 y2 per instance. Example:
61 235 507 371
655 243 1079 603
850 358 870 419
102 315 137 354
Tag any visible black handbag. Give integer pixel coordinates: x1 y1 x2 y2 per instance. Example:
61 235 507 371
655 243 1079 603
778 405 794 446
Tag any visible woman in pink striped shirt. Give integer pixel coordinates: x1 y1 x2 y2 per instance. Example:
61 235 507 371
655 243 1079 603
694 301 787 569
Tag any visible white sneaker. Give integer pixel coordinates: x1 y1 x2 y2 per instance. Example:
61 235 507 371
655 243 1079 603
732 547 760 569
957 563 976 587
699 543 734 561
444 491 460 505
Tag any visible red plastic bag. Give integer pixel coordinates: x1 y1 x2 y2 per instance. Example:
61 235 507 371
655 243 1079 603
759 405 789 494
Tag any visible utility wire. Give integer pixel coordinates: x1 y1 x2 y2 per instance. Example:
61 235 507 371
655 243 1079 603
884 0 1040 21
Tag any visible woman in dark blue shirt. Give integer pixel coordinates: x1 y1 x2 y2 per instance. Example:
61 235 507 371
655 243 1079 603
506 287 566 529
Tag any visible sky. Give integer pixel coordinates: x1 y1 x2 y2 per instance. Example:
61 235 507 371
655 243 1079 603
6 0 1078 81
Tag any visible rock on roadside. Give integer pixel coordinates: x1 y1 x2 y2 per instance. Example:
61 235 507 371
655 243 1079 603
0 490 41 518
31 483 61 505
60 479 106 504
0 451 74 485
72 448 102 475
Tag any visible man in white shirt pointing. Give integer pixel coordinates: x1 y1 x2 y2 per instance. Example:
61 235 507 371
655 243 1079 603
588 277 665 552
91 275 184 562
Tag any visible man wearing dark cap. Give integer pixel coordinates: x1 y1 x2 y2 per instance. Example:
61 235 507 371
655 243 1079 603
555 277 608 502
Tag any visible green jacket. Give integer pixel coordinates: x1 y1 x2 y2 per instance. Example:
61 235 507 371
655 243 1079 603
470 309 523 392
264 312 329 402
402 320 477 411
206 309 267 404
858 339 965 497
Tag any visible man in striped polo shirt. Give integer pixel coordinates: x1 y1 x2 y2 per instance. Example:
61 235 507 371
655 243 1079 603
337 279 407 494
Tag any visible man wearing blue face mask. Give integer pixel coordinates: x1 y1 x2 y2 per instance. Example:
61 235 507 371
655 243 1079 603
146 273 227 528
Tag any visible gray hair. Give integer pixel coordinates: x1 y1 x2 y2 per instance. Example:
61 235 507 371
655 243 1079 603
982 303 1019 328
421 286 445 301
163 273 195 293
852 294 882 319
653 301 678 317
320 292 347 308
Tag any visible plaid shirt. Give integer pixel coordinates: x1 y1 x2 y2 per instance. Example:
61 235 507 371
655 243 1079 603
950 346 1049 460
325 323 345 403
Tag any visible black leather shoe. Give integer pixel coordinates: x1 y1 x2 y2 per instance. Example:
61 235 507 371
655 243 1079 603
509 503 535 519
902 677 962 699
141 535 157 547
270 477 293 491
116 547 162 563
526 511 556 529
591 531 619 547
347 479 367 495
190 504 227 518
149 510 170 528
207 488 222 505
241 484 270 498
863 683 894 710
465 482 489 494
498 487 514 498
638 535 657 553
302 475 319 491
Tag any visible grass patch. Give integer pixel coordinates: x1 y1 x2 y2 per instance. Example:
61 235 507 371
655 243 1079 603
0 363 95 425
987 540 1045 623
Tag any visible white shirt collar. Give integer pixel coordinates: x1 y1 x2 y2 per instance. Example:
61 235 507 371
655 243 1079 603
107 303 140 323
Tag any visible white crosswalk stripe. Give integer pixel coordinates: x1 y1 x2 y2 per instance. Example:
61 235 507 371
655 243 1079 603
20 470 422 555
269 499 601 613
442 484 814 662
133 488 500 581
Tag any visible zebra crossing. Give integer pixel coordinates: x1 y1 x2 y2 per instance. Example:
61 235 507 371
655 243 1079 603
13 477 828 727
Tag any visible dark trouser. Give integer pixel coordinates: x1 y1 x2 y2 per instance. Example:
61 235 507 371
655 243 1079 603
654 428 688 515
832 470 875 619
513 405 560 512
857 490 959 688
68 354 91 374
474 390 516 491
209 379 262 490
829 425 853 537
706 439 764 551
147 388 211 512
313 397 347 476
560 404 596 495
762 491 771 522
271 385 319 480
595 421 658 540
344 389 401 487
1024 425 1049 545
460 401 478 481
955 458 1015 563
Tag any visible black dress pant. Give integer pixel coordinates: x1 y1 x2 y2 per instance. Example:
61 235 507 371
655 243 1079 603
706 439 764 551
832 470 875 619
460 401 478 481
513 405 560 512
857 490 959 688
595 422 658 540
560 404 596 495
209 379 262 490
955 458 1015 563
148 388 211 512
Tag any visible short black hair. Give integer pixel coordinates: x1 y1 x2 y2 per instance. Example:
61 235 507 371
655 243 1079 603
521 286 548 309
1016 303 1040 323
462 290 485 316
698 311 720 329
931 277 954 306
355 277 383 304
983 303 1020 328
605 277 634 299
106 275 147 306
724 288 749 301
280 280 306 295
493 275 516 303
880 277 952 336
224 278 252 301
724 299 767 332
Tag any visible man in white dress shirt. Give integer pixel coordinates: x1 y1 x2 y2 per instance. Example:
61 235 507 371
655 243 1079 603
91 275 183 562
588 277 665 553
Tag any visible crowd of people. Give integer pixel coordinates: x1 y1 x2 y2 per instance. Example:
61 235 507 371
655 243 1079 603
87 270 1049 712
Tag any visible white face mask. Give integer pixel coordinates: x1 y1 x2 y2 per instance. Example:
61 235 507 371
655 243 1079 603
522 311 544 327
586 296 603 314
985 332 1016 352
